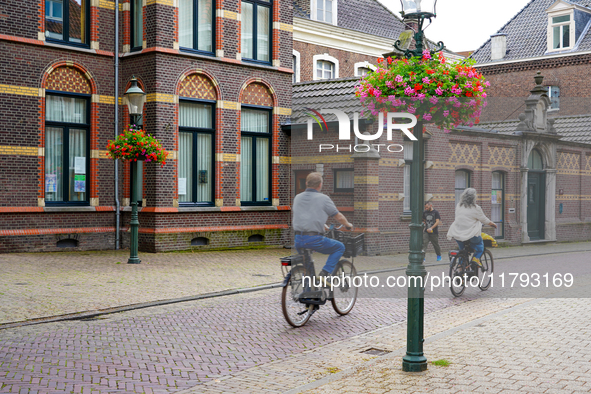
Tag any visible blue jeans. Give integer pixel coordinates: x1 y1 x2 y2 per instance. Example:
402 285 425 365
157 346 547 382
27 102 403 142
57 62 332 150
295 235 345 275
457 235 484 259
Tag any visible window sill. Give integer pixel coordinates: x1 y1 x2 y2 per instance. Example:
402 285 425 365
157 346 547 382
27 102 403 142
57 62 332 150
400 213 412 221
44 41 94 54
44 206 94 212
178 206 289 212
330 191 354 196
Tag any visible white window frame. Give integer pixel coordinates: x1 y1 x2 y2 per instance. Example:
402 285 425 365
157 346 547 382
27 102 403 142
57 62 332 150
547 85 560 111
354 61 377 77
292 49 301 83
547 10 574 52
313 53 339 81
311 0 337 25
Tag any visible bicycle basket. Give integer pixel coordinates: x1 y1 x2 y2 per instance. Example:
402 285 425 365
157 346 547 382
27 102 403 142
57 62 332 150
343 233 365 258
280 255 304 267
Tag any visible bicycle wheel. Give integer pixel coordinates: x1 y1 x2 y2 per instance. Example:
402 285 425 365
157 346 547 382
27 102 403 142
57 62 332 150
331 260 358 315
281 266 313 327
478 249 494 291
449 255 466 297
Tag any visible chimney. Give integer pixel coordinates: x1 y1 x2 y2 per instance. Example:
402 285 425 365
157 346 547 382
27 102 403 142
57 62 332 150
491 33 507 61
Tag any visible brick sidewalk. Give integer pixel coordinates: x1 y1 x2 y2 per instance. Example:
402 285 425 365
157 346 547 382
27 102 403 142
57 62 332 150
1 241 589 325
297 296 591 394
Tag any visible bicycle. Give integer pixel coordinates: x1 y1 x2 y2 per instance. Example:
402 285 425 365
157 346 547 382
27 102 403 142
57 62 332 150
448 237 495 297
280 225 364 328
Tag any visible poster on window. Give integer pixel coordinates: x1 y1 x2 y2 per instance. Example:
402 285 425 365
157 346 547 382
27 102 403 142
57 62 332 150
45 174 57 193
491 190 497 204
75 157 86 174
178 178 186 195
74 175 86 193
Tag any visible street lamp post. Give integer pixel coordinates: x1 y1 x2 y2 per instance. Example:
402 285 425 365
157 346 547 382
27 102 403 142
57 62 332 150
124 77 146 264
395 0 445 372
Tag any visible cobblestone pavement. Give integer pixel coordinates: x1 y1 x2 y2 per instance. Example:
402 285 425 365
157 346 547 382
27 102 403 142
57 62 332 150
2 249 589 393
1 242 589 325
301 297 591 394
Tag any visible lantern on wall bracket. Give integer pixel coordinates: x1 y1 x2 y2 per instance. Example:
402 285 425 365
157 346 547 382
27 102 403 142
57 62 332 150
395 0 445 58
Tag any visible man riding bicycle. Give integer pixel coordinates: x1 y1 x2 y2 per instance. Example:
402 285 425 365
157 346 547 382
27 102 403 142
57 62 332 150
292 172 353 281
447 188 497 268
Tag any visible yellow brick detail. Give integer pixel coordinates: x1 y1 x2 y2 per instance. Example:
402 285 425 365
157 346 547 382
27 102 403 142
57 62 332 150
223 10 239 20
99 95 115 104
275 107 292 116
223 153 238 162
279 156 291 165
354 176 379 184
354 201 379 210
291 155 353 164
279 23 293 32
99 0 115 9
0 145 39 156
146 93 177 103
146 0 173 5
0 84 40 97
219 101 239 110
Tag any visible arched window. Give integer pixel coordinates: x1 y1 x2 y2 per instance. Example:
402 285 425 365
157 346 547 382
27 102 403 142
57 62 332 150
313 54 339 81
528 149 544 170
240 83 273 205
491 172 504 239
454 170 471 206
45 67 92 205
178 74 217 205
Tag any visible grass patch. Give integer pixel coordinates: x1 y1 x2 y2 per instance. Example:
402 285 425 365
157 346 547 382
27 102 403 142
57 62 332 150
431 359 451 367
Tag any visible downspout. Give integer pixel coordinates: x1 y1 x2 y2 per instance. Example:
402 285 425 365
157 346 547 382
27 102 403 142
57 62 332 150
114 0 120 249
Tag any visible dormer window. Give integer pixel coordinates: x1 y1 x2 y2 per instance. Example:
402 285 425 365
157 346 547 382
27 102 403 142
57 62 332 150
311 0 337 25
551 14 571 49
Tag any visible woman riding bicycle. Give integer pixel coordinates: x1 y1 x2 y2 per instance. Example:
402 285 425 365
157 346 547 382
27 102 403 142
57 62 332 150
447 188 497 268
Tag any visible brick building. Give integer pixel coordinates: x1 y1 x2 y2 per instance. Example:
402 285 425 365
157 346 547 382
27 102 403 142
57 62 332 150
0 0 293 252
291 0 461 83
291 72 591 255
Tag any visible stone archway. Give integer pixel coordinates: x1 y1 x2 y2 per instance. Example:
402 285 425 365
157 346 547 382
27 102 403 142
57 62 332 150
519 140 557 243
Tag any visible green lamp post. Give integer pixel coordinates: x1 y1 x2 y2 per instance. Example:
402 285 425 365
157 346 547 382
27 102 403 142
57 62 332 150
395 0 445 372
124 77 146 264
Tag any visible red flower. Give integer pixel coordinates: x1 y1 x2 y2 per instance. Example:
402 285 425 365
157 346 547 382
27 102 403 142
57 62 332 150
426 70 436 75
466 92 473 97
377 57 384 64
414 84 423 91
387 57 393 64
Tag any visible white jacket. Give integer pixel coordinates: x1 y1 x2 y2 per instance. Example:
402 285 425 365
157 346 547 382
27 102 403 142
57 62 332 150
447 204 491 241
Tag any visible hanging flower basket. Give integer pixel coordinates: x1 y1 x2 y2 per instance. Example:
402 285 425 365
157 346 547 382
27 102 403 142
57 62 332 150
106 125 169 167
355 52 489 132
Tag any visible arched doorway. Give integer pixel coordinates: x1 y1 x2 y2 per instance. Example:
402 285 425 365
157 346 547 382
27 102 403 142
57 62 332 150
527 149 545 240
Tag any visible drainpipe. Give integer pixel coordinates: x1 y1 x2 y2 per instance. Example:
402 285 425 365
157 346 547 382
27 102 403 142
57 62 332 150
114 0 120 249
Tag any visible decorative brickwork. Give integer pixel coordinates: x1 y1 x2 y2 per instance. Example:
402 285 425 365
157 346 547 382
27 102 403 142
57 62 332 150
178 74 217 100
448 143 480 166
488 146 515 168
241 83 273 106
45 67 91 94
557 152 580 175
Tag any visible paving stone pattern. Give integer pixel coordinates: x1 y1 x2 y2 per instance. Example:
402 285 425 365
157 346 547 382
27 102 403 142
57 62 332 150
0 290 467 393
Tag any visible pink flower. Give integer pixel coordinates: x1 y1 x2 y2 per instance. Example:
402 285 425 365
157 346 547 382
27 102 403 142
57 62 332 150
404 87 414 96
422 50 432 60
417 93 426 100
386 81 395 89
388 95 397 102
429 97 439 104
484 81 491 87
373 88 382 97
482 93 488 98
422 77 430 84
423 113 432 121
408 106 416 114
435 87 443 95
395 75 404 82
443 110 449 117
